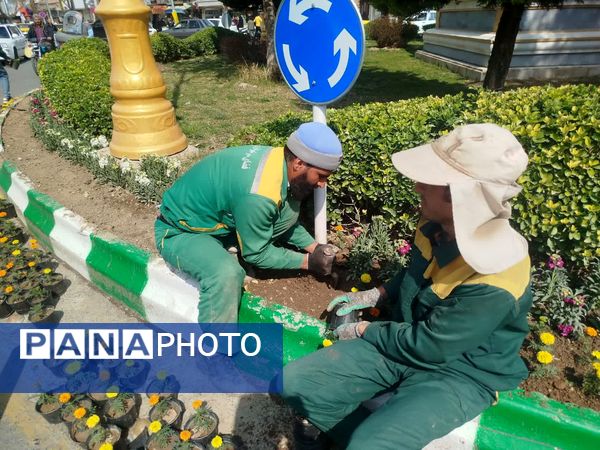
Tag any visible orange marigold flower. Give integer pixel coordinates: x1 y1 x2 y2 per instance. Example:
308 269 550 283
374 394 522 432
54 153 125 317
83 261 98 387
0 237 7 243
585 327 598 337
73 407 87 419
30 239 37 244
0 212 6 218
5 262 14 269
58 393 71 403
192 399 203 409
0 269 6 277
334 225 344 232
180 430 192 442
4 286 13 294
30 242 38 249
149 394 160 406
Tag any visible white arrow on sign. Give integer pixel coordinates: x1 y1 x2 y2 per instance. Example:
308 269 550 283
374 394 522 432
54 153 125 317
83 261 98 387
327 29 357 88
289 0 332 25
283 44 311 92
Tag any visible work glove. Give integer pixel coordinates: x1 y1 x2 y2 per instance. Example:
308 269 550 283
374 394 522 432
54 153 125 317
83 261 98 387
307 244 339 276
333 321 369 340
327 287 381 317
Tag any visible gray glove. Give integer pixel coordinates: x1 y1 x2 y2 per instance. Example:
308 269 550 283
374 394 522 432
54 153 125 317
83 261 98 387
327 287 381 316
333 322 365 340
307 244 338 276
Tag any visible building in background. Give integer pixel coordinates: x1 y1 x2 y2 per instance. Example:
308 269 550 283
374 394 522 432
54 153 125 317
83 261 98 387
417 0 600 82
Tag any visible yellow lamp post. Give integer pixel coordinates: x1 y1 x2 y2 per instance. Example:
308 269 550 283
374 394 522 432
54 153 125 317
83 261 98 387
96 0 187 159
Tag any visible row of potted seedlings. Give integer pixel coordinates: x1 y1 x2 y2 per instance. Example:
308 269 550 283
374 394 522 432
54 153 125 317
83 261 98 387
0 199 65 322
35 390 234 449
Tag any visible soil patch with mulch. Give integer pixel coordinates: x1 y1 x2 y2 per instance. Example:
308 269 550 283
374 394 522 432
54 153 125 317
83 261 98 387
3 100 600 414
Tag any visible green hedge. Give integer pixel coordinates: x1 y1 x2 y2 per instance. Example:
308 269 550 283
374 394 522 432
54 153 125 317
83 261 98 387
38 38 112 137
230 85 600 270
150 27 218 63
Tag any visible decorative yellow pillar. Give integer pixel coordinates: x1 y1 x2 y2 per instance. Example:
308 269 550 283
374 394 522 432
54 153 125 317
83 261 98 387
96 0 188 159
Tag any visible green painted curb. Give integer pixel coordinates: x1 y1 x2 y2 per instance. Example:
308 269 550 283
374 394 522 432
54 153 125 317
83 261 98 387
0 160 16 192
23 190 62 250
86 234 151 317
477 390 600 449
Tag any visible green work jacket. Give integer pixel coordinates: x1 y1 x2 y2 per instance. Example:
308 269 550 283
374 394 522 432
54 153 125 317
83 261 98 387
159 146 314 269
363 221 533 394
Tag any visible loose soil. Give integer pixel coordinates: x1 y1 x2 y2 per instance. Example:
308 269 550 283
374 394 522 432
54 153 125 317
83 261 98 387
3 100 600 414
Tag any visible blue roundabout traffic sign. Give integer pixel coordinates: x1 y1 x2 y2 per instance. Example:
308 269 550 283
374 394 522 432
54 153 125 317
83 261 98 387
274 0 365 105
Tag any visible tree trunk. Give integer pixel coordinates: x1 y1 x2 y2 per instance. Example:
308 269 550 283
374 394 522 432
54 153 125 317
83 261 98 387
483 3 525 91
263 0 280 80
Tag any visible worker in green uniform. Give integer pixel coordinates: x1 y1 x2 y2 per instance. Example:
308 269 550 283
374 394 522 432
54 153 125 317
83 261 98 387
155 122 342 323
282 124 533 450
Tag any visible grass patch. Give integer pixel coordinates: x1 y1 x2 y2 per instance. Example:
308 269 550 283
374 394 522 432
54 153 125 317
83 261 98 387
162 40 472 158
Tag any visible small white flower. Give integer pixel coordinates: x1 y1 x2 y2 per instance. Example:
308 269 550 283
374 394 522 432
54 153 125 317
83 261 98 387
166 169 171 177
135 171 151 186
119 158 131 174
98 155 109 168
60 138 74 149
98 135 109 148
90 137 99 148
168 158 181 169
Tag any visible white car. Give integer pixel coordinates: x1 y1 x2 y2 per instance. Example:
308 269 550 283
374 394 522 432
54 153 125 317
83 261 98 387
410 10 437 35
0 23 27 59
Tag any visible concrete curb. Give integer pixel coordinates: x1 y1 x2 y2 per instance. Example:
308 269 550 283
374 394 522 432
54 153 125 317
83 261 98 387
1 96 599 449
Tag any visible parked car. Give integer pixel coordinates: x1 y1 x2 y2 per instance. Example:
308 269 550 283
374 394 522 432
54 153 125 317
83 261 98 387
162 19 211 39
0 23 28 59
54 11 107 47
409 10 437 35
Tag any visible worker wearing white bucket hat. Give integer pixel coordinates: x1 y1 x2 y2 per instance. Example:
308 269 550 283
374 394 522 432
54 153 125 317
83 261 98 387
282 124 534 450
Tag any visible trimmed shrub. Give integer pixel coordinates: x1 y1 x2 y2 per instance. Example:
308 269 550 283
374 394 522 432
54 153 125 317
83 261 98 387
38 38 112 136
230 85 600 270
150 32 188 63
367 16 409 48
184 27 218 56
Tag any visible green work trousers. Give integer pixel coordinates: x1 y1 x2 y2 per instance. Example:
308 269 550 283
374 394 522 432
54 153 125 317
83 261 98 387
282 339 495 450
155 219 245 323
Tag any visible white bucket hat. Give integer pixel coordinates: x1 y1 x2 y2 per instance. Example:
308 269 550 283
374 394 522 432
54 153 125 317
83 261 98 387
391 123 529 274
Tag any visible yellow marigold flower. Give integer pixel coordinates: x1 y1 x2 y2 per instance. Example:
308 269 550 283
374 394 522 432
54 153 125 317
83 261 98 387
596 369 600 380
592 362 600 370
73 407 87 419
5 262 13 269
192 399 203 409
31 242 38 249
539 332 555 345
585 327 598 337
30 239 37 244
360 273 372 283
211 435 223 448
148 420 162 434
27 261 36 268
86 414 100 429
536 351 553 364
334 225 344 232
322 339 333 347
149 394 160 406
350 287 358 293
11 250 20 256
4 286 13 294
592 350 600 360
0 212 6 218
0 237 7 243
11 239 19 245
106 385 119 398
99 444 113 450
43 268 52 274
58 393 71 403
180 430 192 442
0 269 6 277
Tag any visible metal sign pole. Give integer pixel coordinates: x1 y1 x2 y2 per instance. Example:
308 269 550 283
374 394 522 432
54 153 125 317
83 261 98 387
313 105 327 244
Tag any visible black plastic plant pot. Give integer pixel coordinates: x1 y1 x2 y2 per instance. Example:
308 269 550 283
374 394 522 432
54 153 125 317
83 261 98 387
87 392 110 409
86 424 124 450
146 431 180 450
69 419 95 448
29 305 59 324
0 298 14 318
26 287 52 306
0 203 17 219
146 375 180 399
148 398 185 431
220 434 243 450
124 418 150 450
41 273 65 295
35 397 63 424
326 304 361 331
6 293 30 314
117 360 151 391
61 397 93 424
184 411 219 446
103 394 141 429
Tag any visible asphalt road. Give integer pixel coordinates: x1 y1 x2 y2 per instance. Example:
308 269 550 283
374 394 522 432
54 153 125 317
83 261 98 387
5 59 41 99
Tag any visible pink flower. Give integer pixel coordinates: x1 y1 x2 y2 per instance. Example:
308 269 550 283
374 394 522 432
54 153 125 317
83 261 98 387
50 111 58 117
557 323 574 337
547 254 564 270
397 240 411 256
31 98 40 105
32 108 40 114
352 227 363 238
563 297 575 305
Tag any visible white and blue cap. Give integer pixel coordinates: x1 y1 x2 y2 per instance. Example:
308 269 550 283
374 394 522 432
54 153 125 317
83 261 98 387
287 122 343 171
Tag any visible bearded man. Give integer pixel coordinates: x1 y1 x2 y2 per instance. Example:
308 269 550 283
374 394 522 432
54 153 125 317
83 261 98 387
156 122 342 322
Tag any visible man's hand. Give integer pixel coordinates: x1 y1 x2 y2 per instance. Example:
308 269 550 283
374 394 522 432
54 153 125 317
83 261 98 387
327 287 381 316
307 244 338 276
334 321 370 340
